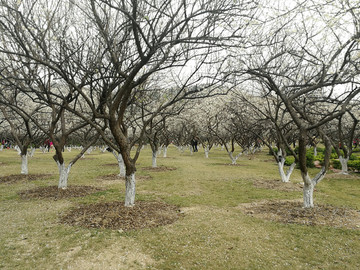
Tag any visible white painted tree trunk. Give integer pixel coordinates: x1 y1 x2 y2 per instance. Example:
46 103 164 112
0 145 3 151
57 162 72 189
117 154 126 177
112 151 126 177
15 145 21 155
277 160 296 183
21 154 28 175
152 150 157 168
29 147 36 157
125 173 136 207
339 156 349 174
204 146 209 158
301 168 326 208
67 146 72 152
157 146 162 156
303 181 315 208
189 146 193 155
163 146 168 158
313 147 317 157
229 152 241 165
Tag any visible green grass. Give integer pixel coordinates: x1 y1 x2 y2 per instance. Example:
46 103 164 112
0 145 359 269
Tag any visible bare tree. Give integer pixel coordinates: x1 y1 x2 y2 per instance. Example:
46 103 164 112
238 0 360 207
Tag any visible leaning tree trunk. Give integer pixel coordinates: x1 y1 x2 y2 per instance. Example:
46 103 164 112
112 151 126 177
339 156 349 174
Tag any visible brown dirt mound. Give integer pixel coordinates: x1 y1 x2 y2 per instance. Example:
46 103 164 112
18 185 103 200
60 201 183 230
0 174 52 184
238 200 360 230
142 166 176 172
252 179 303 192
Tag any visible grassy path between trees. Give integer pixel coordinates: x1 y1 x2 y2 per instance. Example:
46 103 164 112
0 146 359 269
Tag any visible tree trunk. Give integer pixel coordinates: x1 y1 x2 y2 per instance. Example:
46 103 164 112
277 156 295 183
21 154 28 175
152 150 157 168
125 173 136 207
57 162 72 189
313 146 317 157
117 154 126 177
204 146 209 158
303 181 315 208
339 156 349 174
163 146 168 158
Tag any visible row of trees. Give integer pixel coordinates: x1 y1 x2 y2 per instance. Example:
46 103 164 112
0 0 359 208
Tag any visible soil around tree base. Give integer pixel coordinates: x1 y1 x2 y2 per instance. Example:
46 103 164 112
18 185 103 200
238 200 360 230
60 201 183 231
0 174 52 184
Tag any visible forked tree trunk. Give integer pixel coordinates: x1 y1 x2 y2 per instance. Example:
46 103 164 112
229 152 241 165
125 173 136 207
339 156 349 174
276 149 295 182
57 162 72 189
278 160 296 183
21 154 28 175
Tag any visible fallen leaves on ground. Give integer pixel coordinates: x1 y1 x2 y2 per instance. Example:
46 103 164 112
238 200 360 230
252 179 303 192
0 174 52 184
60 201 183 231
142 166 177 172
18 185 103 200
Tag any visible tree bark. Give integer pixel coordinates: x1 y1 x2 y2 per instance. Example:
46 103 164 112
57 162 72 189
125 173 136 207
152 150 157 168
204 146 209 158
21 154 28 175
163 146 168 158
339 156 349 174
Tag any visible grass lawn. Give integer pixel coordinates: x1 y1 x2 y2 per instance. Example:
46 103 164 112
0 145 359 269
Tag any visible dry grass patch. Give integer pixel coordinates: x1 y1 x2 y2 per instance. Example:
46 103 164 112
238 200 360 230
0 174 52 184
252 179 303 192
18 185 103 200
142 166 177 172
60 201 183 230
